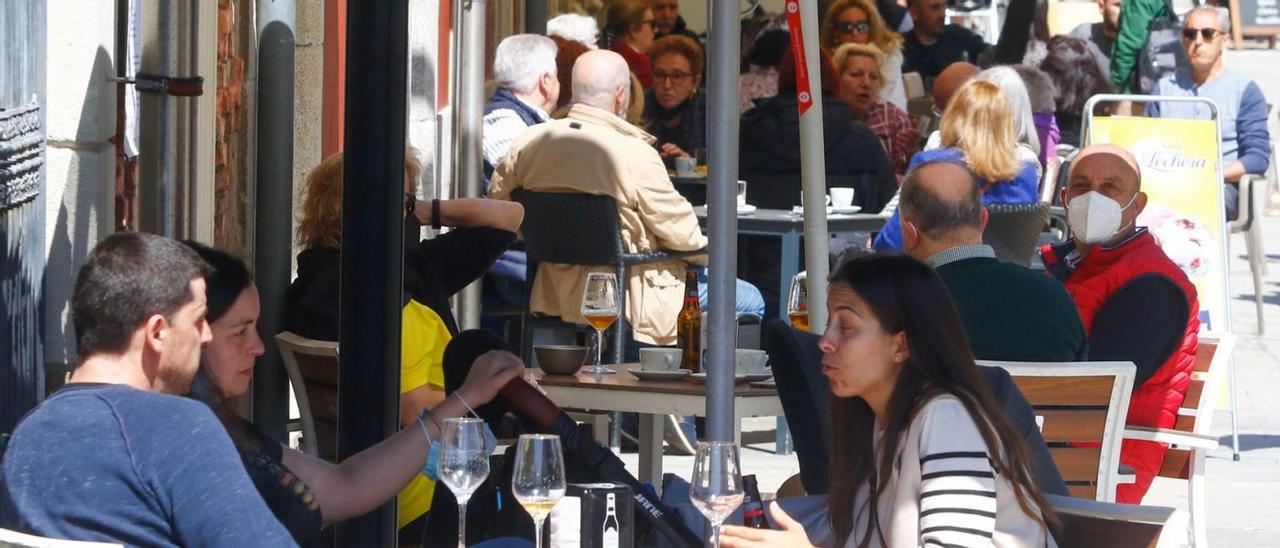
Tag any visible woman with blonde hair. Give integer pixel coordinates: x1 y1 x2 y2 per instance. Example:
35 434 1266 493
598 0 656 88
820 0 907 109
832 43 918 177
873 80 1040 250
285 150 524 532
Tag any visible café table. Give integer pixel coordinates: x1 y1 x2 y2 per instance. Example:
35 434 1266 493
693 206 891 319
531 363 784 491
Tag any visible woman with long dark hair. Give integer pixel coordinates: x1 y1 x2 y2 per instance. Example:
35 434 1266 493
721 255 1057 547
183 242 524 546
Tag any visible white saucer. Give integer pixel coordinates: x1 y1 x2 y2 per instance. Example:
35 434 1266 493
630 369 691 381
790 205 861 215
737 204 757 215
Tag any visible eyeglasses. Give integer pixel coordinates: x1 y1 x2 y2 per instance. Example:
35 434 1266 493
1181 27 1222 41
835 21 872 35
653 71 693 84
931 105 944 118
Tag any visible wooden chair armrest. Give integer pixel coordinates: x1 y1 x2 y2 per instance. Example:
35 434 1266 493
1124 426 1219 449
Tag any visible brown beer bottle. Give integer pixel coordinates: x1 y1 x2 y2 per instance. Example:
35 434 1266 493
677 268 701 373
742 475 769 529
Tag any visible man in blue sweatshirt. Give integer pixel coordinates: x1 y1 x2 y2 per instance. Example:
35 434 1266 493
1146 6 1271 220
1 233 293 546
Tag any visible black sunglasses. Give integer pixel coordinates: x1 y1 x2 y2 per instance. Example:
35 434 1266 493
836 21 872 35
1182 27 1221 41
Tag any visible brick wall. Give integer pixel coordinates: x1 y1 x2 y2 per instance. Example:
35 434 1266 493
214 0 247 251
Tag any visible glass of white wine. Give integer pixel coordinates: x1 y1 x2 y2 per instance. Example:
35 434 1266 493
512 434 567 548
787 271 809 332
690 441 744 548
581 272 620 375
439 418 490 548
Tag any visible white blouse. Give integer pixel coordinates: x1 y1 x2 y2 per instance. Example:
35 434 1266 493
881 46 908 111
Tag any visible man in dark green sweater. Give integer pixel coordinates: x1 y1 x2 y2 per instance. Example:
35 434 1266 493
899 160 1088 362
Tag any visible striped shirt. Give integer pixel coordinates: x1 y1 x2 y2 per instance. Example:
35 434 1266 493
845 395 1055 548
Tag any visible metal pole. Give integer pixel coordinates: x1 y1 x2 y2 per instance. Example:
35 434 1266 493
704 0 742 442
139 0 178 236
338 1 408 544
795 0 830 332
251 0 296 444
454 0 486 330
525 0 548 34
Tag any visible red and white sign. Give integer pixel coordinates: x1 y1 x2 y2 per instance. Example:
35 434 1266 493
785 0 813 115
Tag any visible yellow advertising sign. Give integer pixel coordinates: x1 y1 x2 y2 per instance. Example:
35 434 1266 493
1089 116 1229 332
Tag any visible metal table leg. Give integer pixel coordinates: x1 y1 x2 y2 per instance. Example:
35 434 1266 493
638 413 663 490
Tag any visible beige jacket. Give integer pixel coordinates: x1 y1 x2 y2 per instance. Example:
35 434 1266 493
489 104 707 346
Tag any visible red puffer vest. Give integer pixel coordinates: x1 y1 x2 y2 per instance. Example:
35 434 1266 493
1041 230 1199 503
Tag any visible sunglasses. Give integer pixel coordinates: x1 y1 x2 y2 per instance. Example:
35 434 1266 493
1181 27 1222 41
836 21 872 35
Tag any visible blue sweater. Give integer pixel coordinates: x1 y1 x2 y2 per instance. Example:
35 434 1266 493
1145 69 1271 177
1 384 295 547
873 148 1041 250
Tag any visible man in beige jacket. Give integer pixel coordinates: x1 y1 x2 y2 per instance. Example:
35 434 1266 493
489 49 710 347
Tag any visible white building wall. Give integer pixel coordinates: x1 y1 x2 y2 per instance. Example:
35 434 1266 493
43 0 117 370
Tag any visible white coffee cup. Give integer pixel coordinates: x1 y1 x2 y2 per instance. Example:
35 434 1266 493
640 348 682 371
737 180 748 208
733 349 769 375
800 193 831 207
675 156 697 176
830 187 856 208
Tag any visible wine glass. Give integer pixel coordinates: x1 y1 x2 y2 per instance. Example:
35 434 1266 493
512 434 567 548
787 271 809 332
439 418 490 548
690 441 744 548
581 272 620 375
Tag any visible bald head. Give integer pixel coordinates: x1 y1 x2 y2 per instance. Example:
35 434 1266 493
1069 144 1141 189
572 50 632 113
900 160 985 257
932 62 980 112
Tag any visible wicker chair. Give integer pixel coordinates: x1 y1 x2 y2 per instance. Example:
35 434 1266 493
983 202 1051 266
510 189 706 364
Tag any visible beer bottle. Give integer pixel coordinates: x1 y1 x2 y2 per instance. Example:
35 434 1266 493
742 474 769 529
677 268 701 373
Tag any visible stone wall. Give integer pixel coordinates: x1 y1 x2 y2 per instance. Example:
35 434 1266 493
214 0 249 253
42 0 118 372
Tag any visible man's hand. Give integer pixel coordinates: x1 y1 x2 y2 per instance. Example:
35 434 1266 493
456 350 525 406
660 143 691 159
719 503 815 547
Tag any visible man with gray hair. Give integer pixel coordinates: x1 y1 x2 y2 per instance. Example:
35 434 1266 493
482 34 560 181
899 159 1086 362
1146 6 1270 220
489 49 763 453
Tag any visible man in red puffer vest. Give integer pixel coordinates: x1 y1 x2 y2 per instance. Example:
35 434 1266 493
1041 144 1199 504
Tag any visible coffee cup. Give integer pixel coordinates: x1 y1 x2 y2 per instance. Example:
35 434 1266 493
830 187 855 208
675 156 697 176
640 348 682 372
737 180 748 208
733 349 769 375
800 193 831 208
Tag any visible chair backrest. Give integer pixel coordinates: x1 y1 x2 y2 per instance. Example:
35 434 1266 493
982 202 1052 266
510 189 625 267
275 331 340 461
979 360 1136 502
1047 494 1188 548
1154 331 1235 481
0 528 121 548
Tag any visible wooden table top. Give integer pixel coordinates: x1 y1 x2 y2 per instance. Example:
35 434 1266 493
531 363 778 397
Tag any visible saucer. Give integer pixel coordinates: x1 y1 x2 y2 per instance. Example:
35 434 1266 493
790 205 861 215
737 204 757 215
630 369 691 381
688 371 772 384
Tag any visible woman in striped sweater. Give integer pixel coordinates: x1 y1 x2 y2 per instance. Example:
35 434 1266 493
722 255 1058 547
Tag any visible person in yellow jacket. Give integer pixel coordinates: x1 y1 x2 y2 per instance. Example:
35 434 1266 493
284 152 525 534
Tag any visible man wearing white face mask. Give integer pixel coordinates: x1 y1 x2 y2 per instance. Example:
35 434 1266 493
1040 144 1200 505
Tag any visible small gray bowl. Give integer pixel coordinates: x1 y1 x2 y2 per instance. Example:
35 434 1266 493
534 345 588 375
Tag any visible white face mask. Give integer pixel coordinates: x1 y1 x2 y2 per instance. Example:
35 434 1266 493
1067 190 1138 245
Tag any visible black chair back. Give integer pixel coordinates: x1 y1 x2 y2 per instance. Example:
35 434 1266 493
984 202 1051 267
511 189 624 266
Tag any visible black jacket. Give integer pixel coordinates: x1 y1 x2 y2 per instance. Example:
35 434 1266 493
738 94 898 212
